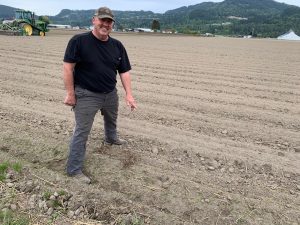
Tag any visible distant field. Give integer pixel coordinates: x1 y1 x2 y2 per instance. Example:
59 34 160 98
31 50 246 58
0 30 299 224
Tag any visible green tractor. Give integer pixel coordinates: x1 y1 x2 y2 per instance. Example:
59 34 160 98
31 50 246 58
0 10 48 36
15 10 48 36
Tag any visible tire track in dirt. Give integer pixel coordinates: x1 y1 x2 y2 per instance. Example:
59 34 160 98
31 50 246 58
132 79 299 112
118 117 300 171
133 61 299 82
133 69 300 98
1 85 299 176
129 90 300 129
1 79 299 170
1 107 299 225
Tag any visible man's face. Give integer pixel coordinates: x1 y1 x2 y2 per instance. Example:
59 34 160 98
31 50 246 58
93 17 114 36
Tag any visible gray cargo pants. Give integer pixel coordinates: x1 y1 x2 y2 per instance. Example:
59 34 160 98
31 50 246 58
66 85 119 175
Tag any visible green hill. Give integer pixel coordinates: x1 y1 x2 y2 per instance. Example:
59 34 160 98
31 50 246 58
162 0 300 37
0 5 19 19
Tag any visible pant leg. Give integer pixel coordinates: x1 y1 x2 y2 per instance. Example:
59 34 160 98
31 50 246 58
102 89 119 141
66 86 102 175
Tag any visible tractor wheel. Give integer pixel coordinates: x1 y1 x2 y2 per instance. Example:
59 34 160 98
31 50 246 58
39 31 45 36
19 23 33 36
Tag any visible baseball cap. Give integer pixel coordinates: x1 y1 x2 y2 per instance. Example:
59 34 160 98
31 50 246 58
94 7 115 22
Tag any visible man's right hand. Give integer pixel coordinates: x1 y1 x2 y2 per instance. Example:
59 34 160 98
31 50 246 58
64 93 76 106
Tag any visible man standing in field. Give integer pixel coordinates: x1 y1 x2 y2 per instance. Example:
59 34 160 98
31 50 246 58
63 6 137 184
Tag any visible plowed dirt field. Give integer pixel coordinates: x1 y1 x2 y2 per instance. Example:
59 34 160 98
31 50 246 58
0 30 299 225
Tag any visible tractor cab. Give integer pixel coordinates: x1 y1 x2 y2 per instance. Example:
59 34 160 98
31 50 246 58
15 10 36 26
15 10 35 21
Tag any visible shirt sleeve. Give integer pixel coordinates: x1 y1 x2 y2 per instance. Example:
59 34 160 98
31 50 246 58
117 43 132 74
63 37 81 63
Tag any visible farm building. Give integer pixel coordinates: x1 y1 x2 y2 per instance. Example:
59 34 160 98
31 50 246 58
47 24 72 29
277 29 300 40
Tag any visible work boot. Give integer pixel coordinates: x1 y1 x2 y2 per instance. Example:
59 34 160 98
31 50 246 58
105 138 127 145
72 173 91 184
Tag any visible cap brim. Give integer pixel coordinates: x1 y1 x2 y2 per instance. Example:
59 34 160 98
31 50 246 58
96 15 115 22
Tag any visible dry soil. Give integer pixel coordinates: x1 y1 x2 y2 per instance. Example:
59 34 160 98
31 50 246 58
0 30 299 225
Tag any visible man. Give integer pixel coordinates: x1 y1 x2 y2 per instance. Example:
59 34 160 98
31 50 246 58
63 6 137 184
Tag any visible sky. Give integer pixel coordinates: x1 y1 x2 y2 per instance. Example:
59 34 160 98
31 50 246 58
1 0 300 16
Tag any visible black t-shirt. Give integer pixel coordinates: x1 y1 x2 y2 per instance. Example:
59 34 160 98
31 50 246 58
63 32 131 93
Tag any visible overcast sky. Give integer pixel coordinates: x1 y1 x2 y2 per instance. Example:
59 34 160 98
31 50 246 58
2 0 300 16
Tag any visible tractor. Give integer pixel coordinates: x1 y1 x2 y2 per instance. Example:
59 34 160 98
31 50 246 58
0 10 48 36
